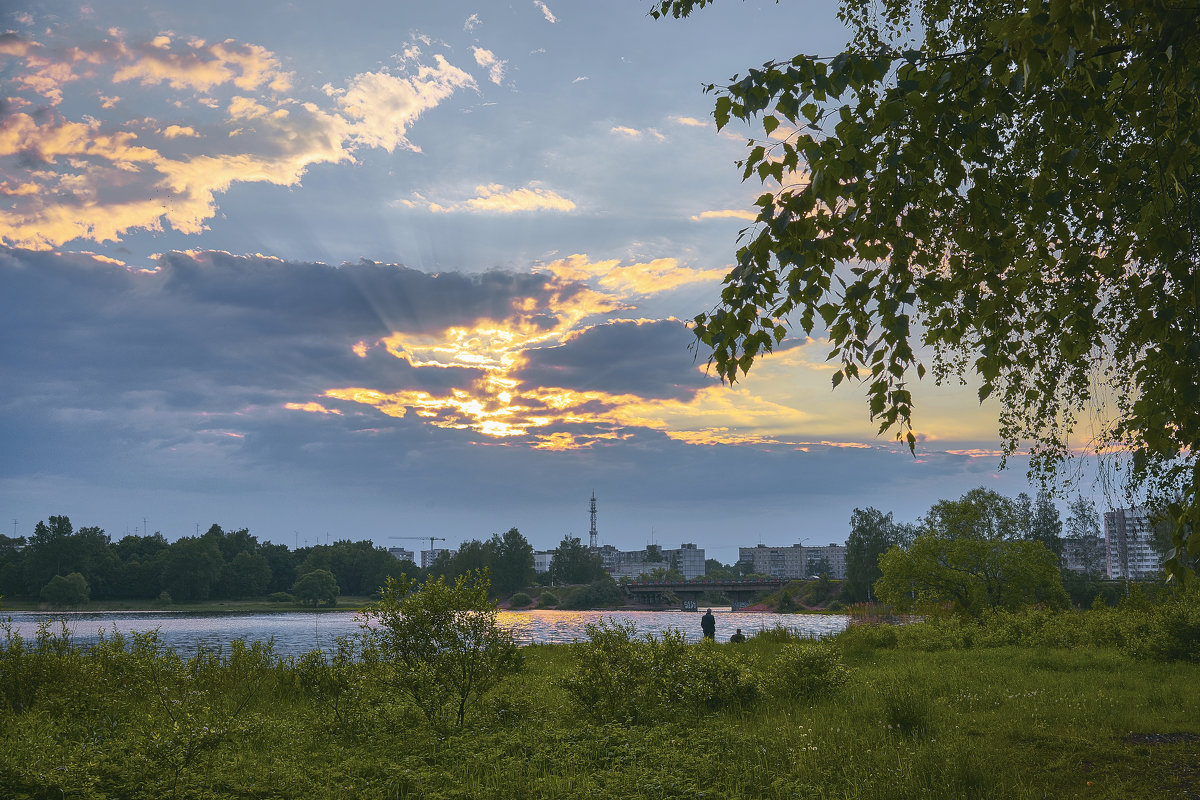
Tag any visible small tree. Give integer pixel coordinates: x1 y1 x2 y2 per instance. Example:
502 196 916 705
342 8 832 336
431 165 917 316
361 570 520 728
291 569 339 607
40 572 90 608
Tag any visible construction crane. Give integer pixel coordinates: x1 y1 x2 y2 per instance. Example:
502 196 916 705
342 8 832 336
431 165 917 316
389 535 447 552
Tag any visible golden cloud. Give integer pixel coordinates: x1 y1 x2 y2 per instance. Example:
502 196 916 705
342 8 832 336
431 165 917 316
1 35 472 248
542 254 726 296
331 56 475 152
690 209 758 222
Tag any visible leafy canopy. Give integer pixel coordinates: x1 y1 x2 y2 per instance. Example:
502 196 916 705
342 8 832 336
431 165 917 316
361 570 520 728
874 488 1069 614
655 0 1200 575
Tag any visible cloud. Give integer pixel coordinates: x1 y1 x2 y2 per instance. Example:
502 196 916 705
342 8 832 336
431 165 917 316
534 1 557 23
162 124 198 138
464 13 481 31
418 183 577 214
516 320 716 400
0 34 476 248
690 209 758 222
110 36 294 94
472 47 506 86
610 125 665 142
572 76 588 83
671 115 707 128
329 55 475 152
542 254 726 296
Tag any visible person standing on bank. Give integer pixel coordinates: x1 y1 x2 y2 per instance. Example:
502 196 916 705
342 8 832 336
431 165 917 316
701 608 716 640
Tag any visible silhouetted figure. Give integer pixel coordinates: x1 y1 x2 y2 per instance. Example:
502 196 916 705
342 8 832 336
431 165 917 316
701 608 715 640
729 628 745 643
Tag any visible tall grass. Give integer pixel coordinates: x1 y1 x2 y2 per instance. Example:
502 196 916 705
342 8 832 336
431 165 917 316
1 601 1198 799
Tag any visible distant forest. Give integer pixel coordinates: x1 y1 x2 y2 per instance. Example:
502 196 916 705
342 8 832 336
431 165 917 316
0 516 432 604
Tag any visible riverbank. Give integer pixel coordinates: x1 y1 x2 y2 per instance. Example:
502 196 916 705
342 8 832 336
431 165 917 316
2 609 1198 799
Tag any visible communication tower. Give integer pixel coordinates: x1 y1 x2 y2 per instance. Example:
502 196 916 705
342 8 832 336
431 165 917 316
589 491 598 550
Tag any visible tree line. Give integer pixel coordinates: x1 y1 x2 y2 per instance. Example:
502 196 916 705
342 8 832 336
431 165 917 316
0 518 650 608
841 488 1181 614
0 518 430 606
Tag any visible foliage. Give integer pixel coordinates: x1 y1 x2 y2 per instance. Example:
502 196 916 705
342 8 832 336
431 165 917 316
548 535 607 585
537 590 558 608
509 591 532 608
291 569 339 608
361 570 521 728
845 507 905 602
763 641 850 701
559 576 624 609
1063 494 1106 577
0 514 426 605
2 610 1200 798
875 488 1068 615
40 571 90 607
658 0 1200 576
560 619 759 722
430 529 536 597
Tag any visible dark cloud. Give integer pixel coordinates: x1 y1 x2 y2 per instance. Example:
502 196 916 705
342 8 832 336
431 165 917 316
515 319 717 399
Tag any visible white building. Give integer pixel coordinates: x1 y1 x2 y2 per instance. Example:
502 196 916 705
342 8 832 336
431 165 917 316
421 548 456 569
1104 508 1163 580
533 550 555 574
387 546 415 563
738 544 806 579
599 543 706 580
737 543 847 579
1061 536 1105 575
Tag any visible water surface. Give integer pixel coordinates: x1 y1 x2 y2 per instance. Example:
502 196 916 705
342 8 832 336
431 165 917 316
5 608 848 658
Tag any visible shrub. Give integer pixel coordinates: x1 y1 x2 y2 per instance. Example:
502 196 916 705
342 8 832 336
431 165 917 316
153 590 174 607
764 641 849 701
836 622 898 654
508 592 532 608
537 591 558 608
361 571 521 728
895 616 973 651
750 624 808 643
292 570 339 608
267 591 293 604
560 619 759 723
40 573 90 608
560 577 623 609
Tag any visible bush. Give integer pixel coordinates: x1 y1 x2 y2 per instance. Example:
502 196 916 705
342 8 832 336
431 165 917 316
537 591 558 608
153 590 174 608
895 616 973 651
267 592 293 604
836 622 898 655
560 577 624 609
39 573 90 608
560 619 759 723
361 571 521 728
292 570 339 608
764 641 849 701
508 592 532 608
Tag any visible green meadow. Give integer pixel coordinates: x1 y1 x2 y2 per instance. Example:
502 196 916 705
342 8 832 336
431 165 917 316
2 601 1198 800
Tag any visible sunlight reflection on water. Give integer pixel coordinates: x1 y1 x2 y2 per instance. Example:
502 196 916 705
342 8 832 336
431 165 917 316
5 608 848 658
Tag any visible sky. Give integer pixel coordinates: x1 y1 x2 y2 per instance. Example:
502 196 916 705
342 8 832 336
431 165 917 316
0 0 1110 563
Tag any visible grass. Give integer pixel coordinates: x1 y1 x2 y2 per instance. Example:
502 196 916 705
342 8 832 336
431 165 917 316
1 613 1198 799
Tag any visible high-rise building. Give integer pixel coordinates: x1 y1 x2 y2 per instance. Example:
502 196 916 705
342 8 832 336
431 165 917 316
387 546 415 563
1103 508 1163 580
737 543 847 579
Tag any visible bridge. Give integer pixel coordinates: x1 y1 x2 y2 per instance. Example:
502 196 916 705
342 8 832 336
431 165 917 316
624 578 786 611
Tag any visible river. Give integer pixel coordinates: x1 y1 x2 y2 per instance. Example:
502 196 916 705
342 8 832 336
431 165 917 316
3 608 849 658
